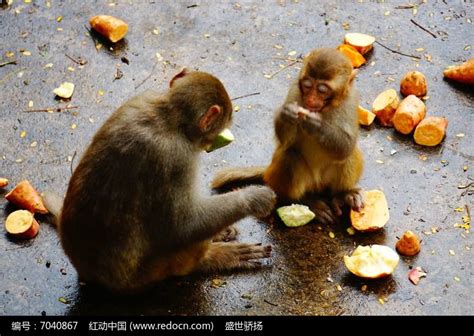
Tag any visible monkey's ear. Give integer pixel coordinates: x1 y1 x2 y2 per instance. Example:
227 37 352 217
199 105 222 132
169 67 189 88
349 69 358 85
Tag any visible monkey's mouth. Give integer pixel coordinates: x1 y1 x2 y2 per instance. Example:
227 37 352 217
305 106 322 113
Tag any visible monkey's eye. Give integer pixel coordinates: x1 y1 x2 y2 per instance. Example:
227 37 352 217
301 79 313 89
318 84 329 94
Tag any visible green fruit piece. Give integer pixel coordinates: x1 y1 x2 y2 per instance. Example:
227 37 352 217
277 204 315 227
206 128 234 152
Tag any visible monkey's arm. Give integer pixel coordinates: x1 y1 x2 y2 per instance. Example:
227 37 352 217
173 186 275 246
275 103 299 146
300 102 358 161
316 118 357 160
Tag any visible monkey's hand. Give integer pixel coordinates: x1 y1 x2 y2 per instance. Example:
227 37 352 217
331 189 365 216
280 102 300 125
310 199 339 225
241 185 277 218
300 110 322 134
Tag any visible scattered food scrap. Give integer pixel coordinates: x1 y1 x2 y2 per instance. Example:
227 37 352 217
211 278 226 288
408 266 427 285
396 231 421 256
0 178 9 188
89 15 128 43
53 82 75 99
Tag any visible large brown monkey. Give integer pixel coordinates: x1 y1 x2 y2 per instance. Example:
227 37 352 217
212 48 364 224
42 69 276 294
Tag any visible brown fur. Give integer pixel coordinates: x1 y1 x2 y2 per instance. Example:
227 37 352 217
43 70 276 294
212 48 364 223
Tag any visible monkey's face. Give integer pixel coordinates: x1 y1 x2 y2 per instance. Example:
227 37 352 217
300 77 333 113
299 48 354 113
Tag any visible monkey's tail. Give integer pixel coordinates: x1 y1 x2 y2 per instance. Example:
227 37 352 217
41 191 63 227
211 166 266 189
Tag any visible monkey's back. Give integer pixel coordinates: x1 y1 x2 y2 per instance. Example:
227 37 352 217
58 92 197 290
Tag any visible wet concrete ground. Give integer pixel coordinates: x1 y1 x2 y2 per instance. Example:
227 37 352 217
0 1 473 316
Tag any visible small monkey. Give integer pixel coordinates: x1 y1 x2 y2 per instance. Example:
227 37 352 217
212 48 364 224
43 69 276 294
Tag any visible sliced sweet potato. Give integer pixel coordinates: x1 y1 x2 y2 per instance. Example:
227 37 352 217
0 178 8 188
89 15 128 43
413 116 448 146
358 105 376 126
344 32 375 55
393 95 426 134
443 58 474 85
337 44 366 68
5 210 40 239
400 71 427 97
372 89 399 127
5 180 48 214
350 190 389 232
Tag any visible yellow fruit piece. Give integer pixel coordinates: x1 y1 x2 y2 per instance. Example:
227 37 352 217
344 245 399 279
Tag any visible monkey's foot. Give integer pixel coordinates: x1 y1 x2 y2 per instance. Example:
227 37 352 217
310 199 339 225
197 242 272 272
331 188 365 216
213 225 238 242
235 243 272 268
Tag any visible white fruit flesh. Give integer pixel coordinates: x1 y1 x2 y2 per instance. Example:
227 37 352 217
277 204 315 227
344 245 399 278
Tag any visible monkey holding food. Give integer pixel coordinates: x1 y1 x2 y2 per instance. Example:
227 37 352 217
212 48 364 224
43 69 276 294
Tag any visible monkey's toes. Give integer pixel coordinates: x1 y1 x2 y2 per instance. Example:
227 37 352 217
345 190 365 212
238 243 272 260
314 209 338 225
239 261 263 269
213 226 238 242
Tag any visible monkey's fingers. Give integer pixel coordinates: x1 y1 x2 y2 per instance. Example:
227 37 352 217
311 200 338 225
301 113 322 134
345 189 365 212
314 209 338 225
239 261 264 269
331 197 345 217
236 243 272 260
281 103 300 124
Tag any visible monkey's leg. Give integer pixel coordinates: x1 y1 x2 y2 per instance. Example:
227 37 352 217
331 148 365 215
212 225 238 242
196 242 272 272
263 147 313 201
